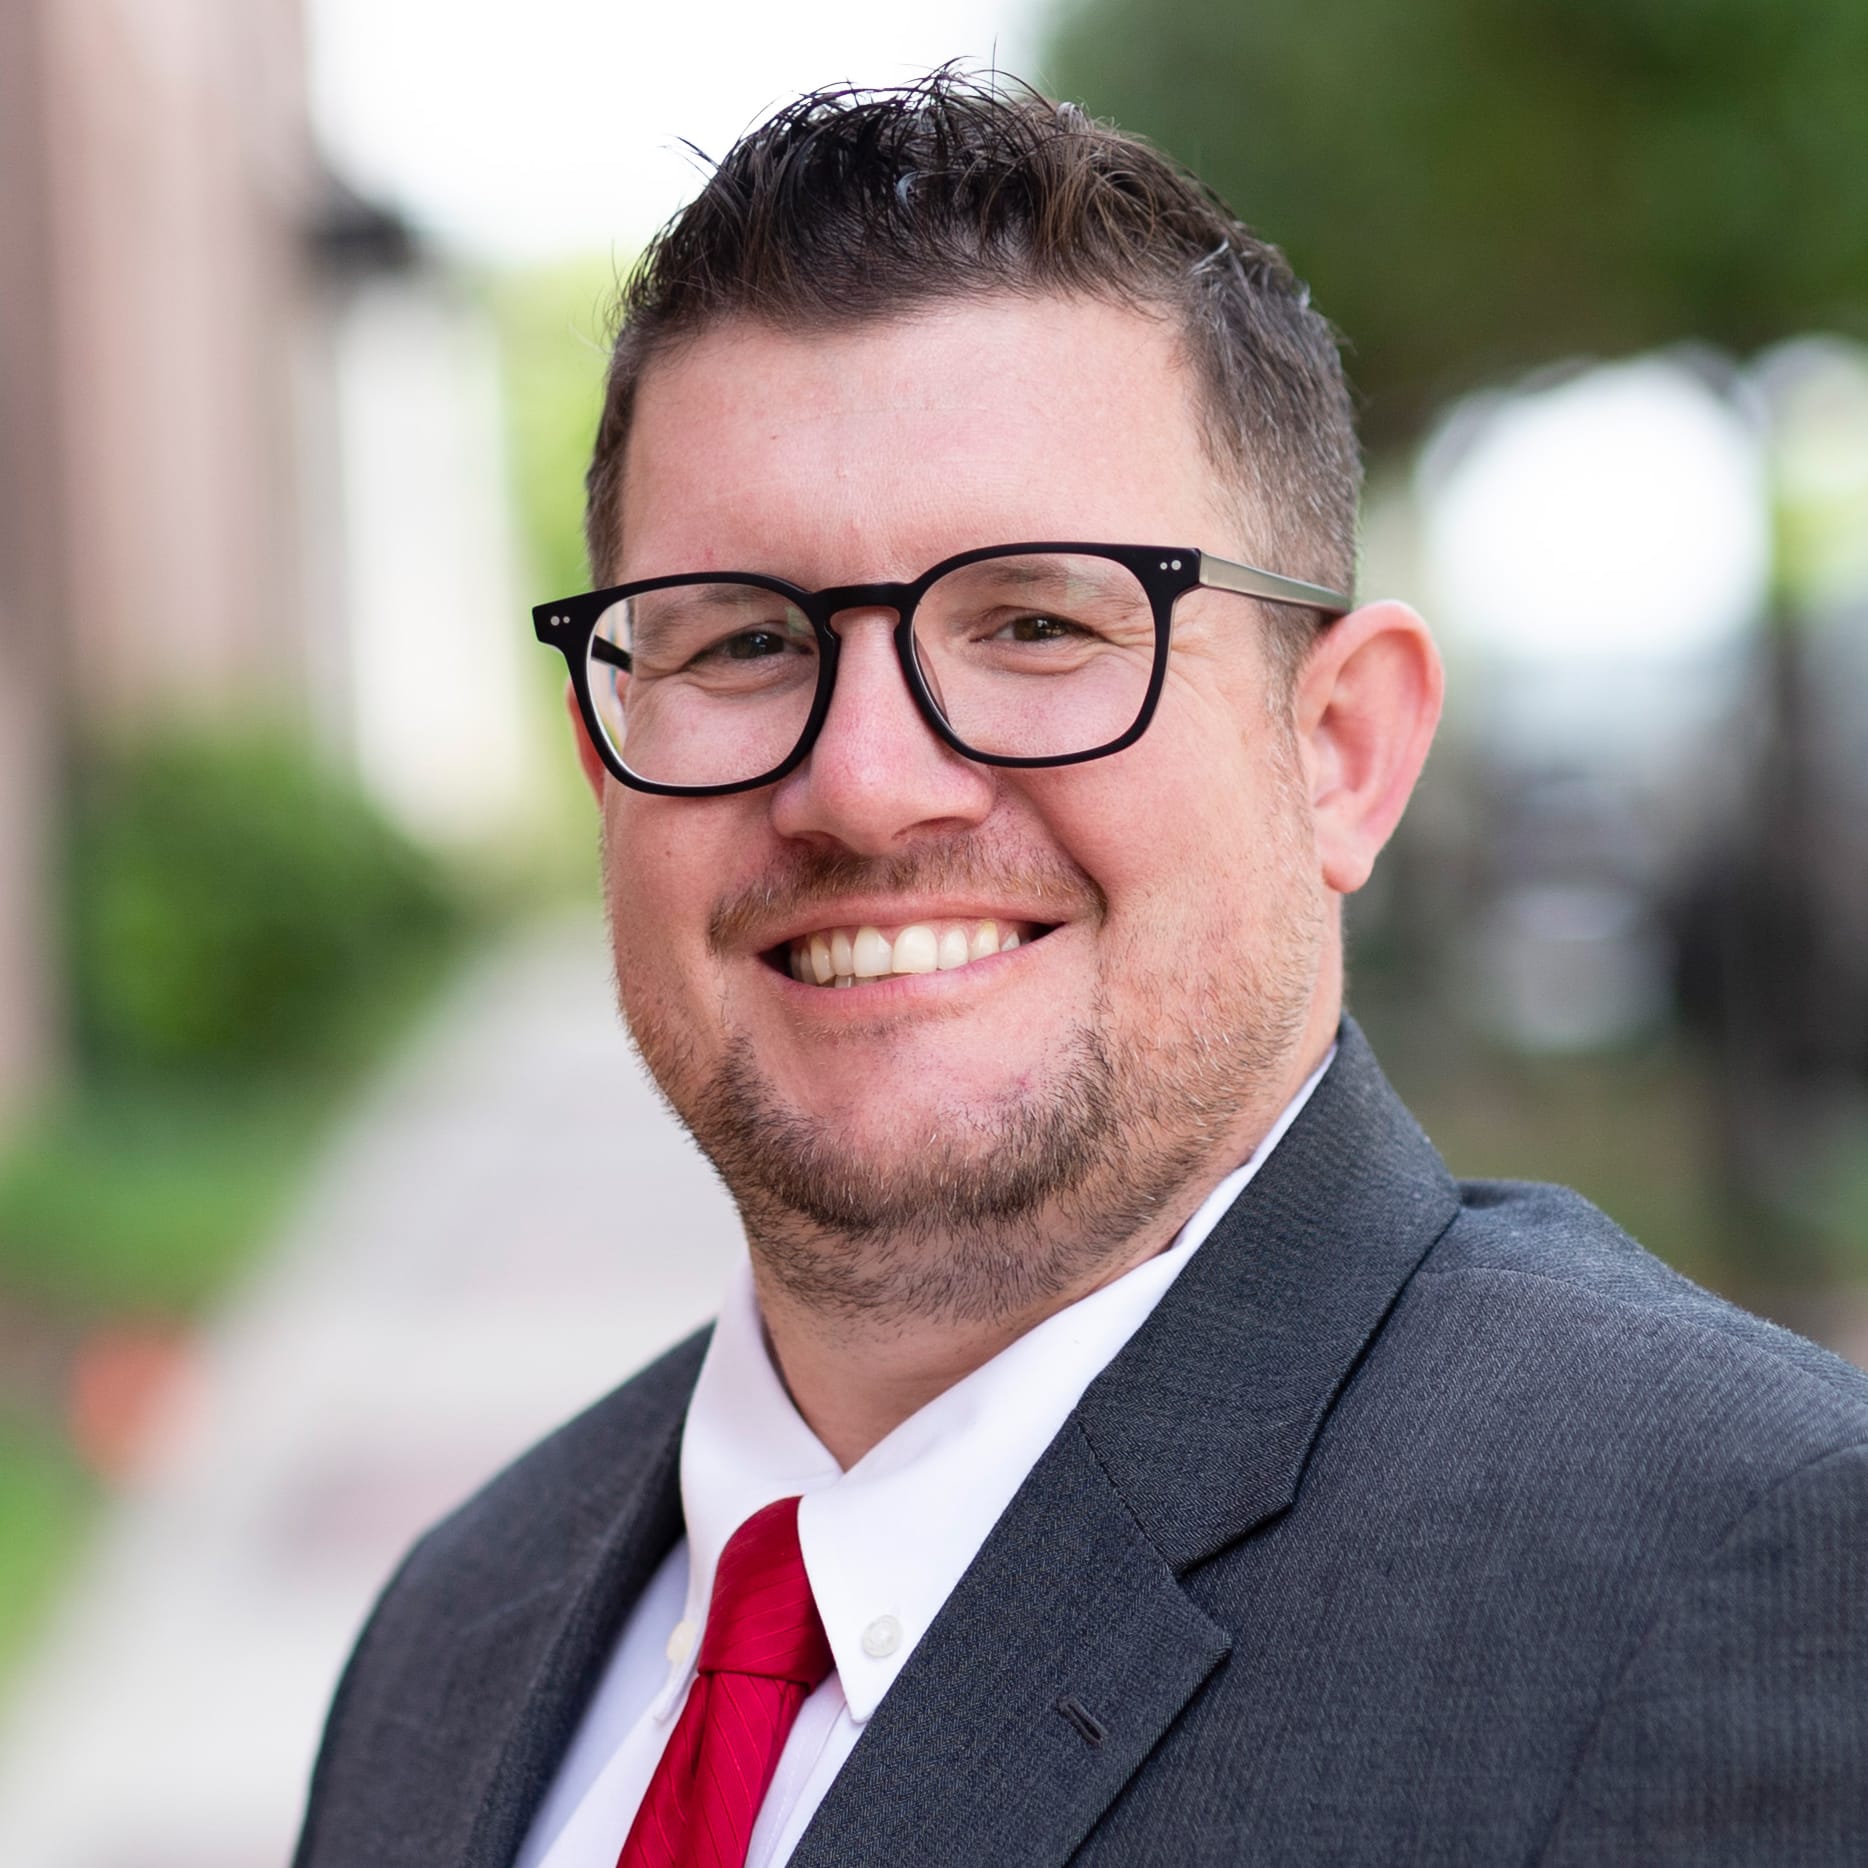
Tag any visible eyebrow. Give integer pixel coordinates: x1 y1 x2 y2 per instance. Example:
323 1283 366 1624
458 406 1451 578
627 586 806 650
935 560 1135 606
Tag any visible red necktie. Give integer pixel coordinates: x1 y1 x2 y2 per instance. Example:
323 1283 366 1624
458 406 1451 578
616 1495 834 1868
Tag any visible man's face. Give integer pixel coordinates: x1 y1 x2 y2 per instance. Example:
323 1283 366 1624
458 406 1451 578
597 295 1331 1317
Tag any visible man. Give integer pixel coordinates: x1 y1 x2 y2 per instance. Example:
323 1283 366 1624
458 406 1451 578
294 75 1868 1866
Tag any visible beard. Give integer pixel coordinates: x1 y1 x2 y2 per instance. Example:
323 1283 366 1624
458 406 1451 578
607 773 1324 1331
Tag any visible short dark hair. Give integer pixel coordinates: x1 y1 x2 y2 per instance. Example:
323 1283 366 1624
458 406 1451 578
585 71 1360 683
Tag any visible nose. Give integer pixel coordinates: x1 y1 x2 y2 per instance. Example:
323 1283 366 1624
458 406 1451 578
767 610 997 854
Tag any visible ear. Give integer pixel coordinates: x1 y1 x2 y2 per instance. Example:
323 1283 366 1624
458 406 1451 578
1292 600 1444 896
565 681 609 804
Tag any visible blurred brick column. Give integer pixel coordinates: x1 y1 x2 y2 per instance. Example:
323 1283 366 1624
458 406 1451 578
0 0 66 1124
0 0 332 1126
0 640 59 1129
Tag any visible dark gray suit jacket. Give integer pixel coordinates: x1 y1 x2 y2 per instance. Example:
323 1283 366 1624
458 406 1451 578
294 1023 1868 1865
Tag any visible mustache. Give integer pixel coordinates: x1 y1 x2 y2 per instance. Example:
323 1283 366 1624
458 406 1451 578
708 838 1108 954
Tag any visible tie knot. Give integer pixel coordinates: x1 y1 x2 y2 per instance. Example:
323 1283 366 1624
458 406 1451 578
697 1495 833 1688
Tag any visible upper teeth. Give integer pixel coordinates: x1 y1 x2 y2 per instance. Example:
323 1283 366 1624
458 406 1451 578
787 920 1027 986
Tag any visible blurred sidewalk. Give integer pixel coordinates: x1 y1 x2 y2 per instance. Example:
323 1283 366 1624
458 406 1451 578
0 916 744 1868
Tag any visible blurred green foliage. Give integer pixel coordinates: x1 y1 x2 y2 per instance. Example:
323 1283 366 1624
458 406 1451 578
0 725 468 1321
0 1083 332 1316
0 1423 92 1677
476 254 632 853
1046 0 1868 437
487 255 625 599
66 727 464 1081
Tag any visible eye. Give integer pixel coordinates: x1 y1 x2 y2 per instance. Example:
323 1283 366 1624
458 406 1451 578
996 611 1091 643
705 628 798 663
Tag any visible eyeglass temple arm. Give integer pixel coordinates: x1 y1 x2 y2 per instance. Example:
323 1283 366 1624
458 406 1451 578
1199 553 1353 616
591 639 631 671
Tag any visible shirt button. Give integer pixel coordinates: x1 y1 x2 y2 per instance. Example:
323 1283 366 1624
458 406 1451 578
666 1619 697 1665
861 1614 902 1659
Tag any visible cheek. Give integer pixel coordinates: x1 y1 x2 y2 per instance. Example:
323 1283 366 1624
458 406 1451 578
1039 721 1268 906
601 802 721 985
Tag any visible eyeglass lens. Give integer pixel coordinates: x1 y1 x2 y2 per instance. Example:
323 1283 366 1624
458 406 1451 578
586 552 1158 789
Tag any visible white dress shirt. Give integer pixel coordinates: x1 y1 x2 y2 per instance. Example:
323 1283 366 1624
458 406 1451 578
516 1050 1332 1868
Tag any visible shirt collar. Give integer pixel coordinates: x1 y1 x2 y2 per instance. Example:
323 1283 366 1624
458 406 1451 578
668 1045 1335 1723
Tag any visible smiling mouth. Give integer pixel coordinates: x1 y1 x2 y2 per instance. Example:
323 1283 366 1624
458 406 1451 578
773 917 1049 988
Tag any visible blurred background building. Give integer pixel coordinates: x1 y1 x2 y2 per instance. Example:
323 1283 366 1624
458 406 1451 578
0 0 1865 1861
0 0 541 1112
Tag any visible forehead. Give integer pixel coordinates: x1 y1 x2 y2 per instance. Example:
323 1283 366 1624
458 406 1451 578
615 295 1246 584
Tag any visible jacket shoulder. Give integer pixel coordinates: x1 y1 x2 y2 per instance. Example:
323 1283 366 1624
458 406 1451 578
1120 1178 1868 1862
1422 1188 1868 1863
1421 1177 1868 1432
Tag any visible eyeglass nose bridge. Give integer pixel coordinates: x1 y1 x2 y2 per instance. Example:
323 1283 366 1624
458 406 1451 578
814 578 920 621
800 578 959 754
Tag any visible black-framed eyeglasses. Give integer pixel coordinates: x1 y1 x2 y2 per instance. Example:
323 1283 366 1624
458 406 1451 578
533 542 1351 797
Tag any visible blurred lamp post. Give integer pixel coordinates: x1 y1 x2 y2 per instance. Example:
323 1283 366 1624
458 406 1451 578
1417 356 1769 1052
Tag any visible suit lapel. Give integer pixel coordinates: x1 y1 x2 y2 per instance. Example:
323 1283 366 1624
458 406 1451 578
1075 1017 1461 1570
792 1020 1460 1866
788 1424 1231 1868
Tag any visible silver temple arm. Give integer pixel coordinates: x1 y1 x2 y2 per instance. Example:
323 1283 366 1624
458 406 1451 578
1199 551 1353 615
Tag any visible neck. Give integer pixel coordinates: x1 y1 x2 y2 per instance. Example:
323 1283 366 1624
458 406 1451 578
747 1198 1195 1469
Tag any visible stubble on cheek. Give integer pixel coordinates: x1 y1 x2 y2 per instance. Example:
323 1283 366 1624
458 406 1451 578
598 816 712 1134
